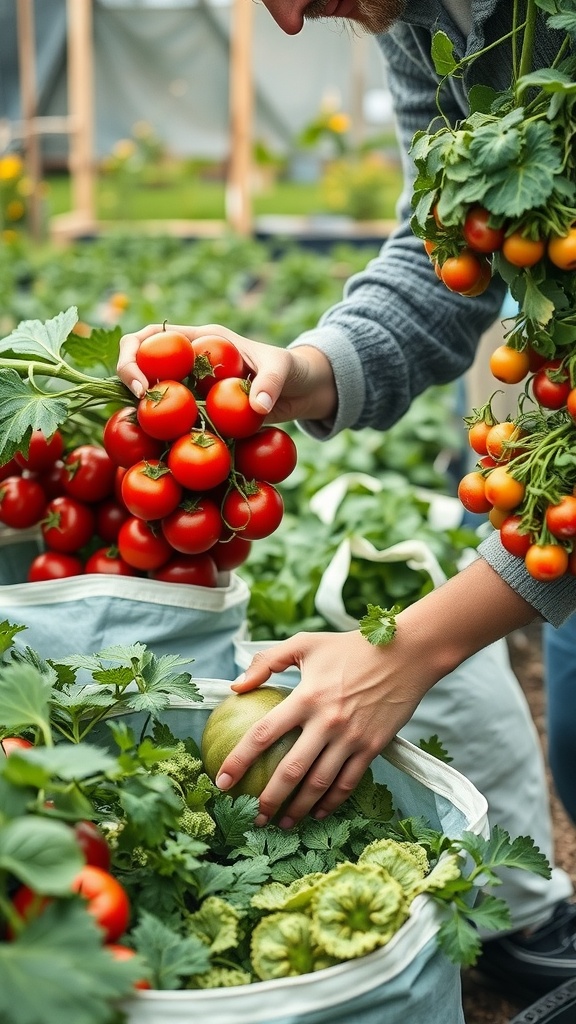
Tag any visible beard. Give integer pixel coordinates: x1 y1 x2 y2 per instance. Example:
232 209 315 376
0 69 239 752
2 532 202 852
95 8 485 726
303 0 406 34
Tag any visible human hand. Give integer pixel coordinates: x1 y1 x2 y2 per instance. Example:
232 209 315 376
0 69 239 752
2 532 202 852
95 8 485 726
214 628 430 828
117 322 337 425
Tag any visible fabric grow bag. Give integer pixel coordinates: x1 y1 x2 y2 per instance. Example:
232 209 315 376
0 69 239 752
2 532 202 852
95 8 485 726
115 681 489 1024
0 528 250 680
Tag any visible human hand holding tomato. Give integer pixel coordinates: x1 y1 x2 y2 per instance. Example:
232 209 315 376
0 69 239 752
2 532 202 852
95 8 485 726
117 322 338 425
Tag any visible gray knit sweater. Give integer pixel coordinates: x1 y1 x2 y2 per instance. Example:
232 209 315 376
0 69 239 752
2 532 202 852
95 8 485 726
291 0 576 627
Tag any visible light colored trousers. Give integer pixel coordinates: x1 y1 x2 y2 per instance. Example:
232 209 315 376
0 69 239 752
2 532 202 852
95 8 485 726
400 637 572 934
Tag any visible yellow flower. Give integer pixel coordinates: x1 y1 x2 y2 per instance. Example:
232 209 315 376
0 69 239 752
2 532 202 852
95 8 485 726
0 154 23 181
2 229 19 244
326 113 350 135
112 139 136 160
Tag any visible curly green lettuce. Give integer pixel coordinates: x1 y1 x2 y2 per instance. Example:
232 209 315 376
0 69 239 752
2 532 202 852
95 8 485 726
358 838 428 896
186 896 241 953
310 862 408 959
251 912 338 980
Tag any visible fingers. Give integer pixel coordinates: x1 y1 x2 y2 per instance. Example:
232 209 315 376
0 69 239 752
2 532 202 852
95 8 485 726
116 322 294 419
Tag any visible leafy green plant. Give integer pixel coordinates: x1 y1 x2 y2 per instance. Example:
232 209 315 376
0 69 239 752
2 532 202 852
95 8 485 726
0 620 551 1023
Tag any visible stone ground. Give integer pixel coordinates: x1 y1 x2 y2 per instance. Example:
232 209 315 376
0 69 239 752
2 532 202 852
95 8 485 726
461 622 576 1024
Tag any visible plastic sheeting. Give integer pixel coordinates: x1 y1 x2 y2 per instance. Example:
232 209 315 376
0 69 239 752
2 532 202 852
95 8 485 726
0 0 388 160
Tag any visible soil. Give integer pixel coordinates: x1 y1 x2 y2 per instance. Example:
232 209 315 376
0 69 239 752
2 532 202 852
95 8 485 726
461 621 576 1024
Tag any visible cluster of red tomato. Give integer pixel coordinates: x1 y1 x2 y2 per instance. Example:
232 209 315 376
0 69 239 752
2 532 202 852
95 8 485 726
458 347 576 582
0 329 296 585
425 204 576 296
0 737 144 982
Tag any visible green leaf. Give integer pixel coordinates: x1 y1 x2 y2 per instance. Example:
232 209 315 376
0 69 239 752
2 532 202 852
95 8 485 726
467 84 500 115
0 662 53 735
131 909 211 990
431 31 458 76
63 326 122 374
0 621 27 656
458 825 551 878
3 744 118 783
522 273 557 327
359 603 399 646
0 307 78 361
0 817 84 893
482 122 562 217
436 903 482 966
0 371 69 462
418 735 453 763
0 900 142 1024
464 892 512 932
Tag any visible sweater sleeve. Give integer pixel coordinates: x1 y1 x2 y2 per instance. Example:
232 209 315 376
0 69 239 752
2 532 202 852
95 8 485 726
291 24 507 440
479 531 576 627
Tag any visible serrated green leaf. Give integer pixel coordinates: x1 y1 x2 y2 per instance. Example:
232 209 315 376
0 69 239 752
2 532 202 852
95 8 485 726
465 893 512 932
431 31 458 76
482 122 562 217
5 743 117 781
0 370 69 462
458 825 551 878
436 904 482 966
522 274 557 327
359 603 399 646
63 325 122 374
418 735 453 763
131 909 210 990
0 307 78 360
0 621 27 656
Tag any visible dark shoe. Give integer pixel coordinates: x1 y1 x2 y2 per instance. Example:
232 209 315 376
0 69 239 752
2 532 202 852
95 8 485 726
476 900 576 1000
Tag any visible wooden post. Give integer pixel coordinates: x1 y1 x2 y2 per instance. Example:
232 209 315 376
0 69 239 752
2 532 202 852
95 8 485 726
16 0 43 239
66 0 95 230
226 0 253 235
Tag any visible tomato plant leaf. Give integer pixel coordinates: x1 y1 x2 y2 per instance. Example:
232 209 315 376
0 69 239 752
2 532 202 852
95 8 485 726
63 325 122 376
0 816 84 893
0 307 78 362
482 122 562 217
0 370 69 463
431 31 458 76
4 744 118 783
0 900 141 1024
0 620 27 656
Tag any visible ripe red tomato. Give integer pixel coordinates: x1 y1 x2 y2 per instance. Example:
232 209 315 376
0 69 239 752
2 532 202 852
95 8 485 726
15 430 64 473
117 517 172 571
484 466 525 511
499 515 532 558
85 546 140 576
545 495 576 540
233 427 298 484
36 459 67 500
71 865 130 943
40 496 95 553
460 258 492 296
62 445 116 503
167 430 232 491
161 498 222 554
211 532 252 571
0 475 47 528
532 360 571 410
547 227 576 271
106 945 151 990
524 543 569 582
103 407 163 467
121 460 182 521
192 334 245 396
73 821 111 871
440 249 483 293
489 346 530 385
151 552 218 587
28 551 84 581
1 736 33 756
222 482 284 540
95 499 130 543
0 458 20 483
205 377 266 439
135 328 195 383
462 206 505 253
137 380 198 441
502 233 545 267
